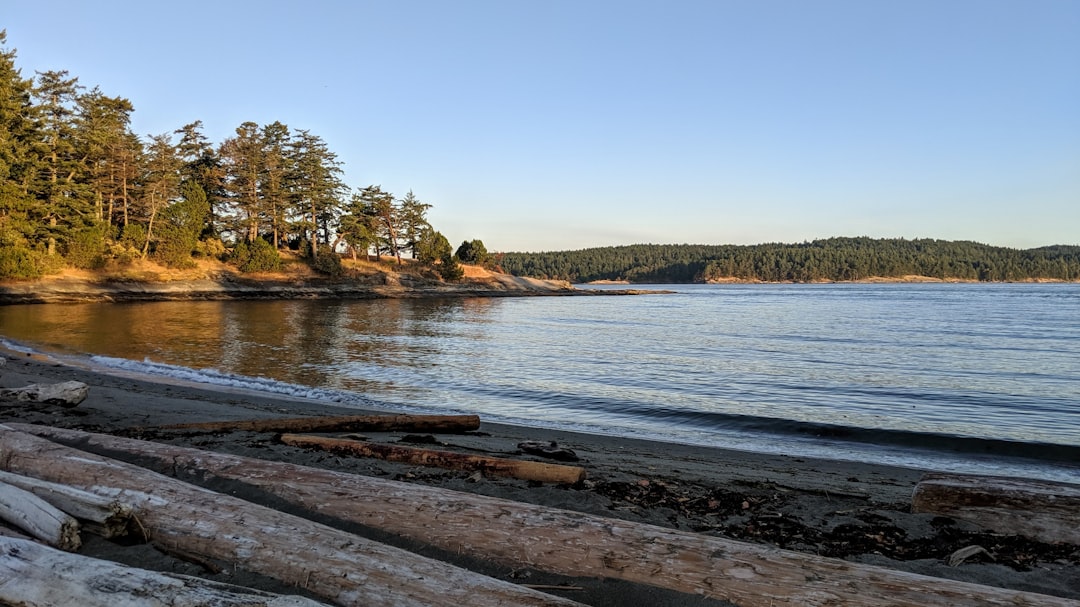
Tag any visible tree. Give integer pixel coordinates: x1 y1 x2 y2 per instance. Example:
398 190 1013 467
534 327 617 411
353 185 399 263
154 180 209 268
414 227 452 265
175 120 223 236
286 130 346 259
397 190 431 258
337 189 379 260
136 133 181 257
218 121 264 243
32 69 92 257
259 121 290 248
0 31 43 273
455 239 488 265
76 87 139 229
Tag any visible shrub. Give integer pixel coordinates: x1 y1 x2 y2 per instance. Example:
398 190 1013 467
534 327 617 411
230 238 282 273
63 226 108 270
437 252 464 281
0 246 43 279
310 245 343 277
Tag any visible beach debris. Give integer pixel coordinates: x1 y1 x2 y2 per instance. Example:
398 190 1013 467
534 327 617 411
0 380 88 407
148 413 481 435
0 470 136 539
0 535 330 607
17 424 1080 607
0 479 80 551
913 472 1080 546
279 433 588 484
517 440 580 462
0 426 585 607
948 545 993 567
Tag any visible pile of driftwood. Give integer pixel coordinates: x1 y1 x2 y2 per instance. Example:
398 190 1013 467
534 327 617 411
2 379 1080 606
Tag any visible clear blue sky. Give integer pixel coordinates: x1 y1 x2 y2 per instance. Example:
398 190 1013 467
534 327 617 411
5 1 1078 251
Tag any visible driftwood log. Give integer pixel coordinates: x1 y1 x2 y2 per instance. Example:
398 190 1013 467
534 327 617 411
0 535 327 607
280 433 587 484
0 470 135 538
155 413 481 434
0 480 80 551
912 472 1080 545
0 426 584 607
21 424 1080 607
0 380 88 407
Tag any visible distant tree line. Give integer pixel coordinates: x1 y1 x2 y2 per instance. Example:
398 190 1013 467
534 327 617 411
499 238 1080 283
0 32 481 281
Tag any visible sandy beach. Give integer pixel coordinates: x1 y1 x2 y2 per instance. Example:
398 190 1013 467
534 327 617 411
1 349 1078 606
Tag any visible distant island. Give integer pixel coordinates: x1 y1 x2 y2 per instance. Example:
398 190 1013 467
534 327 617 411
499 237 1080 284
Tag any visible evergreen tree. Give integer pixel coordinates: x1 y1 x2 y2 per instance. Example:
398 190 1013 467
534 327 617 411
154 180 209 268
0 31 43 274
286 129 346 259
397 190 431 258
414 226 452 264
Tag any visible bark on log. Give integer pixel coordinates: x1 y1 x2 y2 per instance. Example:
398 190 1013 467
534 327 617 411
280 433 587 484
912 472 1080 545
0 469 135 538
0 380 88 407
0 535 328 607
0 426 584 607
155 413 481 434
0 480 80 551
20 424 1080 607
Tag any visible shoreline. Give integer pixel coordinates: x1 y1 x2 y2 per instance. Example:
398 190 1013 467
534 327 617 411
2 349 1078 604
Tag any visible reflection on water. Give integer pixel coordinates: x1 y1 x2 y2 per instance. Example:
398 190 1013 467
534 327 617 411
0 298 500 394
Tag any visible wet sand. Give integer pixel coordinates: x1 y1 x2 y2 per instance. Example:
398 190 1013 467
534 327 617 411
1 350 1078 605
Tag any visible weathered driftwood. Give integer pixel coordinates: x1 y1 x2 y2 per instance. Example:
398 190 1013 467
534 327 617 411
156 413 481 434
913 472 1080 545
0 480 80 551
0 426 583 607
0 535 327 607
0 469 135 538
0 380 88 407
22 424 1080 607
280 433 587 484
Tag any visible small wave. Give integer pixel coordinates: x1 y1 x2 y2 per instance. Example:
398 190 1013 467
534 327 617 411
89 355 383 409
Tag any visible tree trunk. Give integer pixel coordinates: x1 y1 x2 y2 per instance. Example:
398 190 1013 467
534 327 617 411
0 426 583 607
0 535 327 607
19 424 1079 607
279 434 586 484
154 413 480 434
0 380 88 407
0 481 80 551
912 473 1080 545
0 470 134 539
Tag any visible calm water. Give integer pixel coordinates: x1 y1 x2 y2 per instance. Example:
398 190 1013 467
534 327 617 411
2 283 1078 481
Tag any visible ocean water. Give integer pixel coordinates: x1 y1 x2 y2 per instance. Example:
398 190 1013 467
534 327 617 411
1 283 1078 482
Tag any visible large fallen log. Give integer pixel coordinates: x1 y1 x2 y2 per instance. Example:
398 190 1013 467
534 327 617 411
155 413 481 434
0 426 584 607
912 472 1080 545
0 380 88 407
0 535 327 607
0 480 80 551
0 469 136 538
20 424 1080 607
281 433 587 484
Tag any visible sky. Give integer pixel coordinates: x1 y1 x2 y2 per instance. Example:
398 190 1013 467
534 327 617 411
4 1 1078 252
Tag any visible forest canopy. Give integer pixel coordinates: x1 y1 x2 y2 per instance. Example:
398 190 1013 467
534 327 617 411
0 31 459 279
498 238 1080 284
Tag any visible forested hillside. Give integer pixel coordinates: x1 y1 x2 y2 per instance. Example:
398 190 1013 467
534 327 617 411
499 238 1080 283
0 32 464 280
